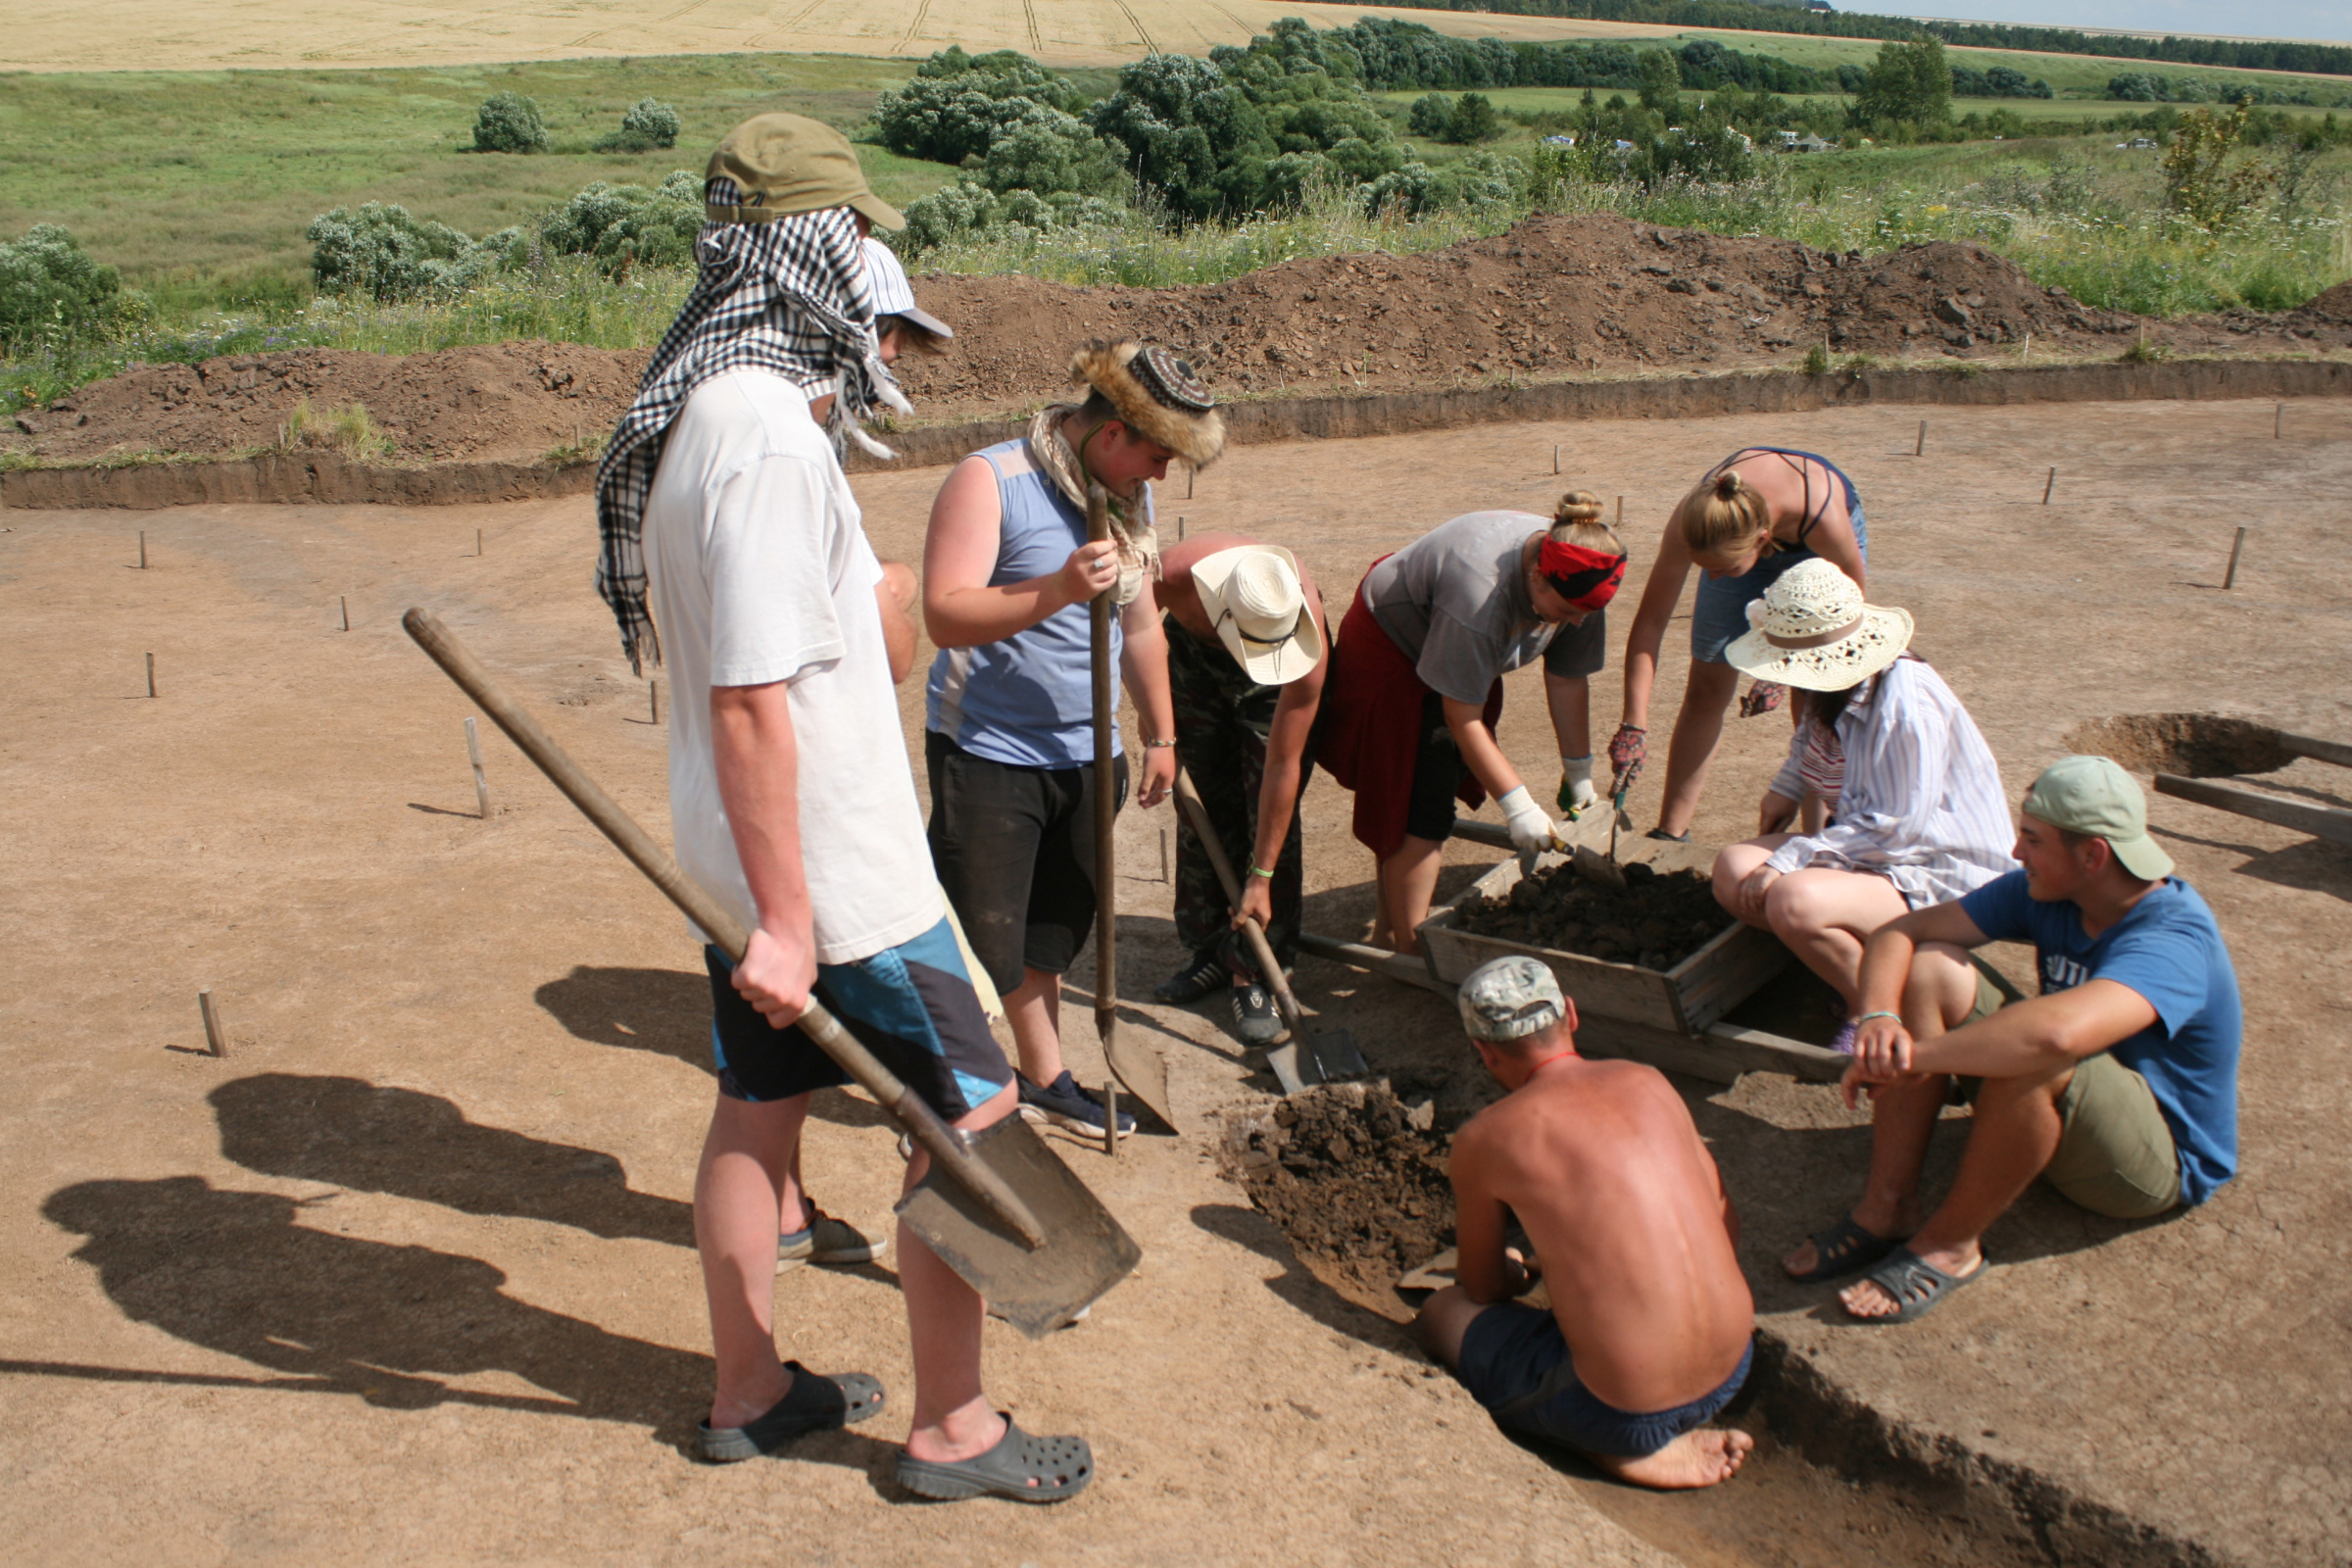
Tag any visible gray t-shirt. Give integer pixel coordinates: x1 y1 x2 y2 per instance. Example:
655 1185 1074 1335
1362 511 1556 704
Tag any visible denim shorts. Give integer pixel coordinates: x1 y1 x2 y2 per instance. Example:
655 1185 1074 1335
1455 1300 1752 1459
706 916 1011 1119
1690 507 1869 664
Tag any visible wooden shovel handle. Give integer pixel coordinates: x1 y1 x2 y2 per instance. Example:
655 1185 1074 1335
401 608 1046 1250
1171 766 1305 1034
1086 481 1118 1041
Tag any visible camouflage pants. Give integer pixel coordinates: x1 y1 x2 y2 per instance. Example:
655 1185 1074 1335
1167 619 1311 974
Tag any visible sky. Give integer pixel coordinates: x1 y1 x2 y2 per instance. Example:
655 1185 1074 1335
1879 1 2352 44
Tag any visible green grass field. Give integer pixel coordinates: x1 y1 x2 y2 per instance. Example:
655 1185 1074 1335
0 54 959 308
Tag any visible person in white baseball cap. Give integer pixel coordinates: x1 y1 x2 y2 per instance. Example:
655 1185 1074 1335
1151 531 1330 1046
862 236 954 350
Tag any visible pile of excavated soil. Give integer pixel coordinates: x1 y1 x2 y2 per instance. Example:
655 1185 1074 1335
1448 860 1728 970
12 213 2345 469
1234 1082 1456 1306
13 342 649 466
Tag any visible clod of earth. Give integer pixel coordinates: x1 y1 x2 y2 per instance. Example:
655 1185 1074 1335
1448 862 1727 970
1236 1084 1456 1300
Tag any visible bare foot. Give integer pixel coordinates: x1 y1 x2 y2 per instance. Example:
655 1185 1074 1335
1594 1428 1754 1490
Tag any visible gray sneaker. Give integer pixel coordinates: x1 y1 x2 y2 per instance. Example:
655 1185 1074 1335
1229 980 1283 1048
778 1204 886 1272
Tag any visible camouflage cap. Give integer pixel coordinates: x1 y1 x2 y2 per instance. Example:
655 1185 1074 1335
1457 956 1566 1043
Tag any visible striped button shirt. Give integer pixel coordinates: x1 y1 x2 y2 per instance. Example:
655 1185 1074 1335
1764 658 2017 906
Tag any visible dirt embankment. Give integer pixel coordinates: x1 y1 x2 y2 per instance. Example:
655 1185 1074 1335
10 212 2346 473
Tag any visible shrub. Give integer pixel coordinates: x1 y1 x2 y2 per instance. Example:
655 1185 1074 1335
472 91 548 154
2161 102 2278 233
1635 49 1681 116
1408 92 1454 137
306 202 520 300
540 171 703 273
1447 93 1499 143
898 178 1124 251
597 98 681 153
0 224 148 348
872 49 1086 165
1854 38 1952 127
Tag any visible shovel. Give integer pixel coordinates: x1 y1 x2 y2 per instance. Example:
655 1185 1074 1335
1084 480 1179 1134
401 608 1139 1340
1448 816 1624 893
1171 766 1366 1094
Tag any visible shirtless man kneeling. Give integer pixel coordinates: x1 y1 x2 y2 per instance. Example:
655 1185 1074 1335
1416 956 1755 1490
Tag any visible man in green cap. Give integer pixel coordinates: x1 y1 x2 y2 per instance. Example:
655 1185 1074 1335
594 113 1092 1499
1784 755 2242 1324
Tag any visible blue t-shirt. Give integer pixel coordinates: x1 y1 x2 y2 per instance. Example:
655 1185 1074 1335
1957 870 2240 1205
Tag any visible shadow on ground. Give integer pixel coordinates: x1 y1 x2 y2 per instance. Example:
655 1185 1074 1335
32 1175 910 1467
211 1073 694 1247
1190 1201 1418 1356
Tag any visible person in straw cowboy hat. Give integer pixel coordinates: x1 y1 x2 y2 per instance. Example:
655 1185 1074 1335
921 339 1222 1138
596 113 1091 1498
1708 559 2015 1054
1315 492 1632 956
1149 530 1330 1045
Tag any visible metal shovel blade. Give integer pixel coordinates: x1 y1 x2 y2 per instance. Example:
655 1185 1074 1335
1265 1027 1368 1097
897 1114 1143 1340
1103 1025 1179 1133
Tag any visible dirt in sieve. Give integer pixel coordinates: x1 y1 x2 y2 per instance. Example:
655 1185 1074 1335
1232 1081 1457 1312
13 213 2348 469
1448 860 1730 970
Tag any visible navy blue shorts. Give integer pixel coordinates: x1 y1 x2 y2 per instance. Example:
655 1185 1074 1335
706 916 1011 1120
1455 1300 1752 1459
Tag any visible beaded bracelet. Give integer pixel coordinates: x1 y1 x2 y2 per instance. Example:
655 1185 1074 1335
1853 1010 1902 1025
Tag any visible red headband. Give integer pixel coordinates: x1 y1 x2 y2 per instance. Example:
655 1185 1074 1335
1539 539 1627 612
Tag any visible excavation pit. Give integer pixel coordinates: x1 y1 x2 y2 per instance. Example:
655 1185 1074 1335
2063 712 2287 778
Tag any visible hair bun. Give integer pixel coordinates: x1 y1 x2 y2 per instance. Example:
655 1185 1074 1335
1554 489 1604 524
1713 471 1744 501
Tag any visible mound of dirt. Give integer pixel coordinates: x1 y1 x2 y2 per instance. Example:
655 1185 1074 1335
897 215 2170 412
14 213 2343 470
15 342 649 466
1234 1082 1455 1305
1448 860 1728 970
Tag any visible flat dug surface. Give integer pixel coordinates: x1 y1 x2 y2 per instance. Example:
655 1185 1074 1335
3 395 2348 1567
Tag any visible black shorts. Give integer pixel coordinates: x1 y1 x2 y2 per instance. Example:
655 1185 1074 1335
705 918 1011 1116
924 730 1129 996
1403 688 1466 844
1541 608 1607 681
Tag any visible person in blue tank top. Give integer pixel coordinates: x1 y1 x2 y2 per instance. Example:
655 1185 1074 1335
921 341 1223 1137
1786 756 2241 1325
1614 447 1870 841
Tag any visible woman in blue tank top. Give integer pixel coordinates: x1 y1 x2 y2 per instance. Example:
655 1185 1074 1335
1615 447 1869 841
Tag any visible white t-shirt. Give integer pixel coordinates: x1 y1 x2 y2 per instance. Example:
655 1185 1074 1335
644 368 941 965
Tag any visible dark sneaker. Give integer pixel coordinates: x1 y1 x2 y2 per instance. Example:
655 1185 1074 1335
1228 980 1283 1048
778 1203 886 1273
1017 1070 1136 1138
1152 950 1228 1004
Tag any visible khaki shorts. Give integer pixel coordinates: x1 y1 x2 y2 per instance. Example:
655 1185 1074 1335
1957 963 2182 1221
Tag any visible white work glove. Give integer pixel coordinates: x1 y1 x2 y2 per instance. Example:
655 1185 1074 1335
1498 785 1559 870
1558 755 1597 816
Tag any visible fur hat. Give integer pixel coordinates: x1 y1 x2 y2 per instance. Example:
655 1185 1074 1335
1069 340 1225 468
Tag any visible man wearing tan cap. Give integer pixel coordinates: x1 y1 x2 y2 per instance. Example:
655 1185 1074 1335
594 113 1092 1499
1794 756 2242 1325
1150 531 1329 1045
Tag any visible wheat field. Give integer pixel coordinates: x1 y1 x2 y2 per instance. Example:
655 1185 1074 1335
5 0 1687 74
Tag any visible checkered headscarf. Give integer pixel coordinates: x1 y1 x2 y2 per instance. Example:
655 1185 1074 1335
593 194 910 671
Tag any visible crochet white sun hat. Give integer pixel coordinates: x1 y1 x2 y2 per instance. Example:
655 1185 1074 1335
1723 558 1913 691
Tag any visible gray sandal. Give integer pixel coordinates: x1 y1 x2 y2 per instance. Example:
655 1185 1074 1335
697 1360 885 1462
1847 1247 1986 1324
897 1413 1094 1503
1786 1214 1905 1283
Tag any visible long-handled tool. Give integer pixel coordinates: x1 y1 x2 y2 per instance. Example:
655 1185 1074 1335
1449 815 1624 892
1170 766 1366 1094
1084 481 1178 1133
402 608 1139 1339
